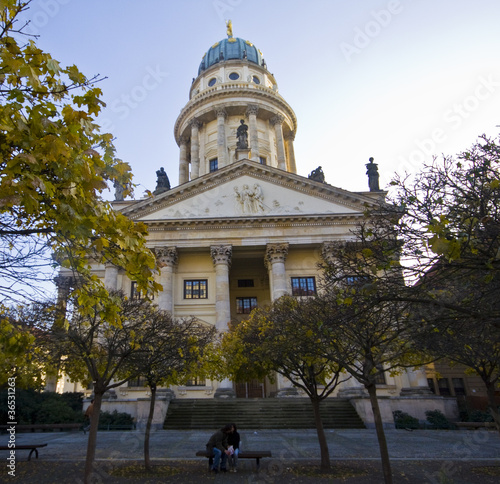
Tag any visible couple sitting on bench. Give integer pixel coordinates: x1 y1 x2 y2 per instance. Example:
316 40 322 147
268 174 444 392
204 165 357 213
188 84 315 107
205 423 240 473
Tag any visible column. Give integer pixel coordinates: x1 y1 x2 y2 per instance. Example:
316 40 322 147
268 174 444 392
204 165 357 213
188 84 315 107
215 107 227 168
265 243 289 301
400 367 432 396
178 137 189 184
284 131 297 173
53 274 72 330
211 245 235 398
246 104 259 162
54 274 72 306
46 275 73 391
155 247 178 314
104 263 119 291
210 245 232 332
270 114 286 171
190 119 202 179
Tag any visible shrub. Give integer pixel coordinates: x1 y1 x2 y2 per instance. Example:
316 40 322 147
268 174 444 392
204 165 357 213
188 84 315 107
0 389 83 424
36 399 84 424
465 409 494 422
425 409 455 429
393 410 420 429
98 410 135 429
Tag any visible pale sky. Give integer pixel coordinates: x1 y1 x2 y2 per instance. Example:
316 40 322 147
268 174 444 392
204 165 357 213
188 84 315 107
25 0 500 198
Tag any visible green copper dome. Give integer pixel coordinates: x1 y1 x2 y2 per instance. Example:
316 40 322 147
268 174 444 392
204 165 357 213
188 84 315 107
198 37 265 75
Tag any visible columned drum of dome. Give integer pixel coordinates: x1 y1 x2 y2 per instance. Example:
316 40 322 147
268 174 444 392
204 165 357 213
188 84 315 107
175 32 298 183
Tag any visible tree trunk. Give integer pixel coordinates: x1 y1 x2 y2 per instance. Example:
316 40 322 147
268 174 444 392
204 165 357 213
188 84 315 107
485 380 500 432
310 396 330 470
144 384 157 471
366 383 392 484
83 391 103 484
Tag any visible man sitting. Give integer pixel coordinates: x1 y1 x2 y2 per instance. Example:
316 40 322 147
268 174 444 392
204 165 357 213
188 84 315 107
205 424 233 473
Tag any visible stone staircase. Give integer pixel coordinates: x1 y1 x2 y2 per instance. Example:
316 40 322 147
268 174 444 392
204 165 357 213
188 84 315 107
163 398 365 430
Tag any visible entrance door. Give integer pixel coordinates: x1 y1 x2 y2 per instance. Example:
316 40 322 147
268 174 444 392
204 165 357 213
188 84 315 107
235 380 265 398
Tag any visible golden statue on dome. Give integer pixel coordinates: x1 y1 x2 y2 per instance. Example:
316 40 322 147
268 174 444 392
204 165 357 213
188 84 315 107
226 20 233 38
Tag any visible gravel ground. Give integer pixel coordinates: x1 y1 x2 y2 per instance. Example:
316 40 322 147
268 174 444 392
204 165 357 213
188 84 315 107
4 459 500 484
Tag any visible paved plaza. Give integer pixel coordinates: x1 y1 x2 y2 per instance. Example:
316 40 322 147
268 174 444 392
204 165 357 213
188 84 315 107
2 428 500 483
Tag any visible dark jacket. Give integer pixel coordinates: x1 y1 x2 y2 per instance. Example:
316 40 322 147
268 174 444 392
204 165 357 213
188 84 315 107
227 430 240 450
206 429 229 453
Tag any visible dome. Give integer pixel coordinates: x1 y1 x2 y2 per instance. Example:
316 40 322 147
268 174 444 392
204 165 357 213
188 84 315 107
198 37 265 75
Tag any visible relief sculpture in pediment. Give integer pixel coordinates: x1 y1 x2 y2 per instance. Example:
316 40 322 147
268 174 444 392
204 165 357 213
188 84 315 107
233 183 265 214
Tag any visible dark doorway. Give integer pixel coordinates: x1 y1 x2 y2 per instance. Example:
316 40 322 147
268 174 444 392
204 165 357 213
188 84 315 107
235 380 265 398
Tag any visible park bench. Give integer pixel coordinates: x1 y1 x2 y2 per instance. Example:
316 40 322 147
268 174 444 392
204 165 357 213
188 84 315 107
455 422 497 430
0 443 47 461
196 449 272 470
0 423 82 434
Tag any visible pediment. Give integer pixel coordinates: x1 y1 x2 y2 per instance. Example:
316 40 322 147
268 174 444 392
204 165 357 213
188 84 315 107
122 161 378 222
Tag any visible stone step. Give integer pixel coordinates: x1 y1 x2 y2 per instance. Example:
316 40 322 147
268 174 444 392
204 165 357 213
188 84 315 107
164 398 365 430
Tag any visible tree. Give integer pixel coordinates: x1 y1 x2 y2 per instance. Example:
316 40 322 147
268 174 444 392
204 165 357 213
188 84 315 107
0 0 160 306
384 135 500 429
318 237 427 484
54 292 166 484
137 315 215 471
0 304 42 389
221 295 348 471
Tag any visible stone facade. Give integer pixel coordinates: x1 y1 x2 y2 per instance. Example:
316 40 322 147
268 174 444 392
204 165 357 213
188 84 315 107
58 31 459 427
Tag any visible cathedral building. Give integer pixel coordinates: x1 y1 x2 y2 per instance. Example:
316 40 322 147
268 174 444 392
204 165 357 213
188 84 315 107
59 26 458 427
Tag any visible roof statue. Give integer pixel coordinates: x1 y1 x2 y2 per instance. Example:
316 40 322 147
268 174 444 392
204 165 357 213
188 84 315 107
113 180 126 201
365 157 380 192
308 166 325 183
226 19 233 39
154 167 171 195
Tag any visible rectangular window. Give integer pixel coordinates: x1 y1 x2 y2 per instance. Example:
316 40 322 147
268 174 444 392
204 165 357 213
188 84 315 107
185 377 205 387
374 365 386 385
438 378 451 396
131 281 141 299
131 281 154 300
128 376 147 387
427 378 436 394
259 156 266 165
209 158 218 172
236 297 257 314
452 378 466 396
291 277 316 296
238 279 254 287
184 280 208 299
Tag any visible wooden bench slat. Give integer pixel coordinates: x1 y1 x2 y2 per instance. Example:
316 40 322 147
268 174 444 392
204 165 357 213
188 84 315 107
0 443 47 461
196 449 272 470
196 450 271 458
0 423 81 433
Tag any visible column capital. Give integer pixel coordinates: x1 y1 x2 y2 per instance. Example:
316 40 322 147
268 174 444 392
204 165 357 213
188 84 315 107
215 107 227 119
211 245 232 266
270 114 284 126
155 246 178 268
54 274 73 290
265 243 289 264
190 118 202 129
246 104 259 116
284 131 296 141
180 135 189 145
321 241 340 263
